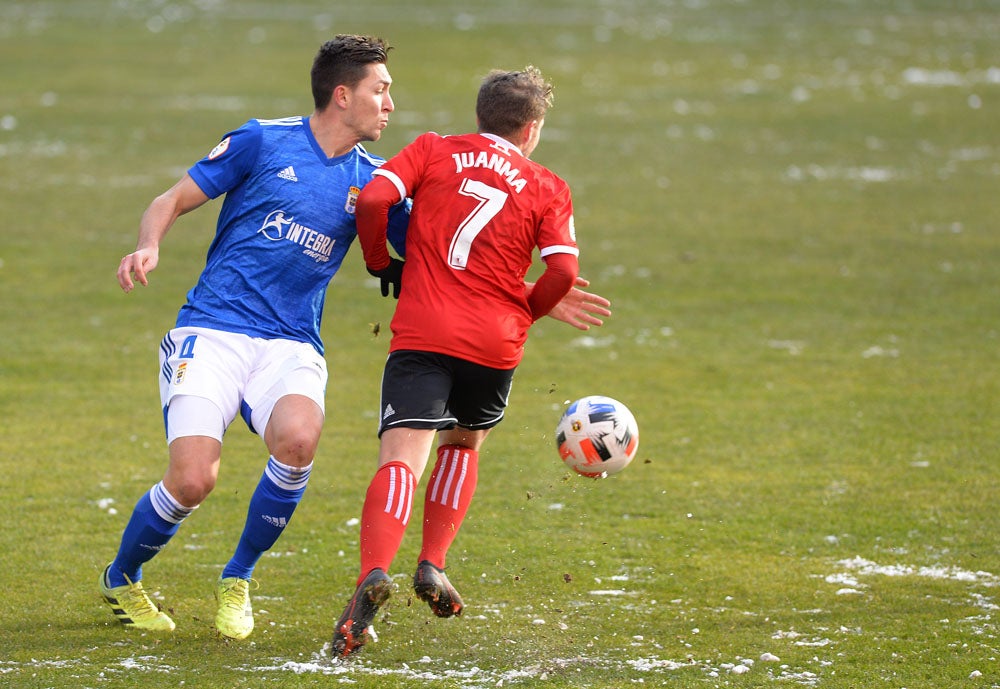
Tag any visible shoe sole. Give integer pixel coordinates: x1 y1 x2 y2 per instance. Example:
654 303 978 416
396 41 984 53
414 584 463 617
332 573 393 657
413 563 463 618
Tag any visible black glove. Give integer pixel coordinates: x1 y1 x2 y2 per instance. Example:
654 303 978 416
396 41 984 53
367 258 404 299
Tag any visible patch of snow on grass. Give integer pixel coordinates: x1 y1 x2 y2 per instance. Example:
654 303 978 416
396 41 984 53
836 556 998 584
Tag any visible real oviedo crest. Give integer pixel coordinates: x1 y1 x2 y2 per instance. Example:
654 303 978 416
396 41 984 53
345 186 361 214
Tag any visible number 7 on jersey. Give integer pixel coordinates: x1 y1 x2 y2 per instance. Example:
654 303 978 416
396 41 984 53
447 178 509 270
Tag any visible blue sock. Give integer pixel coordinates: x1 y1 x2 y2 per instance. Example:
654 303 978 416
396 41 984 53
107 482 195 588
221 456 311 580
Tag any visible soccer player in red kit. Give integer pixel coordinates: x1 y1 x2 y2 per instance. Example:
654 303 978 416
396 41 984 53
332 66 580 656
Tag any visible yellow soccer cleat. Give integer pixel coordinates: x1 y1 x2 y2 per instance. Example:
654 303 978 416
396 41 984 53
215 577 254 639
99 565 176 632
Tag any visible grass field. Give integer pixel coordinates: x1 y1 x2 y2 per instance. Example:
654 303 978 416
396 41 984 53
1 1 999 687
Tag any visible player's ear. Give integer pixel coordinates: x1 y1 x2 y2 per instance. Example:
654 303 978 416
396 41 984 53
332 84 351 109
518 119 541 155
516 120 534 146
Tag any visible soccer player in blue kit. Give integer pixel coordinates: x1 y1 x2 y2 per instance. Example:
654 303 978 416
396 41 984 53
100 35 408 639
100 35 610 640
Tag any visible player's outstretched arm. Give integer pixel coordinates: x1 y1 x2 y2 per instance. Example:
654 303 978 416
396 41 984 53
528 277 612 331
118 174 209 293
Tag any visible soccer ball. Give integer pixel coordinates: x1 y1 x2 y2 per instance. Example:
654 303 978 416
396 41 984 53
555 396 639 478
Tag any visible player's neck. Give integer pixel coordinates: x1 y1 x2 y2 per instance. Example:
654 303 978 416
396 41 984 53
480 130 528 157
309 111 360 158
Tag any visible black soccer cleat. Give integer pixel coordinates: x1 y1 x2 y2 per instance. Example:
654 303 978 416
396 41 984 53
413 560 464 618
331 568 394 658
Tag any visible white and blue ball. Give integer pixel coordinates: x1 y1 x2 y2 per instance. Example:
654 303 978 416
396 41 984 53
556 396 639 478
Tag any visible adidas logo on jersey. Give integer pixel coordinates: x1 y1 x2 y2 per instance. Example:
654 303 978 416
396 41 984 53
383 404 396 420
277 166 298 182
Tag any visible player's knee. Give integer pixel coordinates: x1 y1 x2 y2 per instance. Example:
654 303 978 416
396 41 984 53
164 471 216 507
264 402 322 464
270 429 319 466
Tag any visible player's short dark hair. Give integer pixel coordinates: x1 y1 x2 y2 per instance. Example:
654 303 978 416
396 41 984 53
476 66 553 140
311 35 391 111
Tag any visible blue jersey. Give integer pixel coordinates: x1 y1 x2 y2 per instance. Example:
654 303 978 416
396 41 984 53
179 116 408 354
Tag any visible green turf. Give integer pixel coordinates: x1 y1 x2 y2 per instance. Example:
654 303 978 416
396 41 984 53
1 1 998 687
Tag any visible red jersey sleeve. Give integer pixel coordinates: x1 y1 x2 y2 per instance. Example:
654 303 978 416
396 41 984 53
535 180 577 262
528 251 579 320
356 175 401 271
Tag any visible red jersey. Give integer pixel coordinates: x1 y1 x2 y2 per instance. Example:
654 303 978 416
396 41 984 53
372 132 577 368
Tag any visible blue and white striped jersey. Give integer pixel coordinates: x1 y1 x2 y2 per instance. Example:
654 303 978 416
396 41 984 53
178 116 408 354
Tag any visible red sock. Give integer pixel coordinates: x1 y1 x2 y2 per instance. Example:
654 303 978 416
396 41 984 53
358 461 415 585
419 445 479 569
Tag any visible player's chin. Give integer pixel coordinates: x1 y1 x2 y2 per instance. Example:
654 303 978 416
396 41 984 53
362 124 387 143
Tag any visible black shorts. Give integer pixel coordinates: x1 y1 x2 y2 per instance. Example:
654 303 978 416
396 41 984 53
378 350 515 436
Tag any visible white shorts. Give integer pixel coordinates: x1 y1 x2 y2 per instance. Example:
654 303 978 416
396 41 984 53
158 326 327 443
